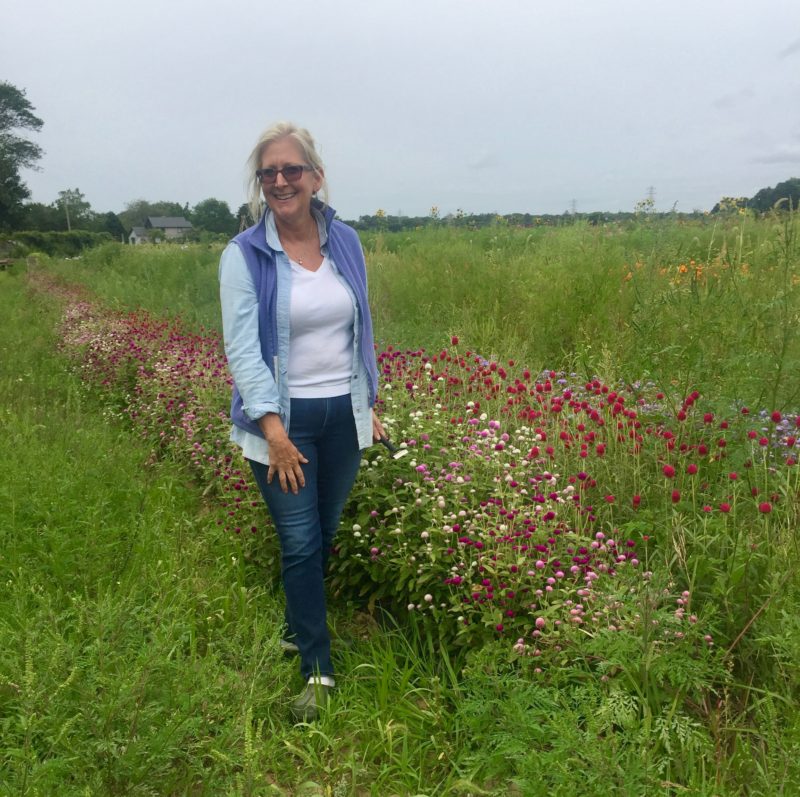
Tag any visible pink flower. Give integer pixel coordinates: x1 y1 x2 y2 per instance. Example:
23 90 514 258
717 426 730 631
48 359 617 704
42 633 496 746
662 464 676 478
771 411 782 423
758 502 772 514
686 464 698 475
671 490 681 503
719 502 731 513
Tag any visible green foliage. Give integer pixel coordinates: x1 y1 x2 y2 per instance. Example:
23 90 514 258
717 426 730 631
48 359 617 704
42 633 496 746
747 177 800 213
18 201 66 231
55 187 92 231
0 81 43 230
190 197 237 235
454 636 722 794
0 229 113 257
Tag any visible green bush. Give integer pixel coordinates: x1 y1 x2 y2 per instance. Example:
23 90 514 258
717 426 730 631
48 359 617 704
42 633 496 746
0 229 114 257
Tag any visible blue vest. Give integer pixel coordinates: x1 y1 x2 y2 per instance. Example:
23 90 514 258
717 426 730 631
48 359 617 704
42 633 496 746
228 201 378 439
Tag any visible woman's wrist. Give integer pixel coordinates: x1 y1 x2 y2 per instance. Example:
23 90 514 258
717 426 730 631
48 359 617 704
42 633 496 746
258 412 285 442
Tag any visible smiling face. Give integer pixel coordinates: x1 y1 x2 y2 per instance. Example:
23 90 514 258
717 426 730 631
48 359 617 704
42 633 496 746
259 136 323 230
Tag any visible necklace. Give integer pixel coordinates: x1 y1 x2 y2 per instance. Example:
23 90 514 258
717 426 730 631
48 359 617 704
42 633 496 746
284 242 318 267
287 247 310 265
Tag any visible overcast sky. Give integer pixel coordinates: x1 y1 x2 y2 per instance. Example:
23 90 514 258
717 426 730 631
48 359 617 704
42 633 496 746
4 0 800 219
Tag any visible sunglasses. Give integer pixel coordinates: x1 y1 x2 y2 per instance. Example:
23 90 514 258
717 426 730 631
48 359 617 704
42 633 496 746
255 165 314 184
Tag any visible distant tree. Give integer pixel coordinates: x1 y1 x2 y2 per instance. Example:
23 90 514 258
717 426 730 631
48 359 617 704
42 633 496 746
21 201 65 231
56 188 92 231
190 197 236 235
746 178 800 212
90 211 126 240
0 81 43 230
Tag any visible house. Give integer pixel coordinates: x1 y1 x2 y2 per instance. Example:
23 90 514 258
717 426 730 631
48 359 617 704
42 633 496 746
129 216 193 245
128 227 151 245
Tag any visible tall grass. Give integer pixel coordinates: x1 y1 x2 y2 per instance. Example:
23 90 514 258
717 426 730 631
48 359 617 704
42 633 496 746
46 211 800 407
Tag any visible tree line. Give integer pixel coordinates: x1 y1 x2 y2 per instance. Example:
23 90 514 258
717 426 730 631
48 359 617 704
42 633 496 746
15 192 245 239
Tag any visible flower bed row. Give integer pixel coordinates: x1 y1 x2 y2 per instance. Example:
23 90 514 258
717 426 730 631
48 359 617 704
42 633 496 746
34 272 799 667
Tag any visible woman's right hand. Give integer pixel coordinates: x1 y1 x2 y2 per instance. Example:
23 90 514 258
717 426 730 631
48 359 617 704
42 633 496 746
258 413 308 494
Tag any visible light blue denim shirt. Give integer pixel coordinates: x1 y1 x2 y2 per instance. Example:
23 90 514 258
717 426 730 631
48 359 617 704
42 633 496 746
219 208 374 464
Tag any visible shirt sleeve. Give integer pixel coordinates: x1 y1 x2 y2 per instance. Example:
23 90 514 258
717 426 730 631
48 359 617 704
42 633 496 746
218 242 282 421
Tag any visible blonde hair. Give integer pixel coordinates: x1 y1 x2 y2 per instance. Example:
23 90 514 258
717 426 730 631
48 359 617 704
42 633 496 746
245 121 328 222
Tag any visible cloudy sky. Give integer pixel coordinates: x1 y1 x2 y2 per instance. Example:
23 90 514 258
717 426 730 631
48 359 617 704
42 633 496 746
4 0 800 219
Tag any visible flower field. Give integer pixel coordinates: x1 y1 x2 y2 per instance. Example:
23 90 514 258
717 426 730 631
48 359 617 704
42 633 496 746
8 212 800 793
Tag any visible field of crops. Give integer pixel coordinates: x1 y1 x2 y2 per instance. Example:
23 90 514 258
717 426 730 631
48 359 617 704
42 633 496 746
2 211 799 795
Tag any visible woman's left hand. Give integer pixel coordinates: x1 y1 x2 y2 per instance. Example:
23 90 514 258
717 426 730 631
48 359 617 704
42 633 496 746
372 409 386 443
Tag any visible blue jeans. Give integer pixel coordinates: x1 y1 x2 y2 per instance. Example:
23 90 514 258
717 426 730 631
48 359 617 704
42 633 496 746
248 394 362 679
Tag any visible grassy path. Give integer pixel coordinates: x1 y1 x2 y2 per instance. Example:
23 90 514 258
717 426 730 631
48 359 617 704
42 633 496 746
0 271 322 791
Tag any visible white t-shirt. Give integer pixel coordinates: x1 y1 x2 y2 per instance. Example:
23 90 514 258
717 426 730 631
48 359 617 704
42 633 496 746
288 256 355 397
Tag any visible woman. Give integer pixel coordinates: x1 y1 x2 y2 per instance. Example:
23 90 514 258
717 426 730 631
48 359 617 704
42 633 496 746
219 121 383 721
